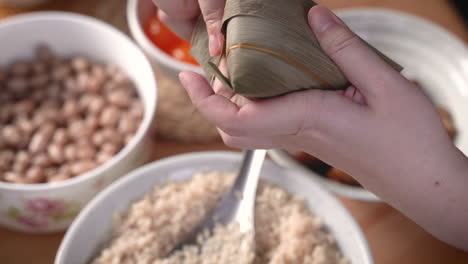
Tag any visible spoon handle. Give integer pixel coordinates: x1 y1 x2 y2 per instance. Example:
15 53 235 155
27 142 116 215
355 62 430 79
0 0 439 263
232 149 267 232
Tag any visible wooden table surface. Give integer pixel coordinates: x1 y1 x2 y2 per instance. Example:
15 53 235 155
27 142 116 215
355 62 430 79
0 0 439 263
0 0 468 263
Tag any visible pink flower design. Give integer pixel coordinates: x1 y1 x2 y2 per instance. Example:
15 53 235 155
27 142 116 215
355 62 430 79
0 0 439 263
26 198 65 215
7 198 80 230
17 215 48 229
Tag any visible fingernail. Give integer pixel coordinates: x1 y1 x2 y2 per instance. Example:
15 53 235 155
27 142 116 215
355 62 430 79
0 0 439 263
209 34 220 56
309 6 342 33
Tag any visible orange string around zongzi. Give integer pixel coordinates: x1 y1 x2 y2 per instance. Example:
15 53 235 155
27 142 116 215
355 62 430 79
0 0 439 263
227 44 335 90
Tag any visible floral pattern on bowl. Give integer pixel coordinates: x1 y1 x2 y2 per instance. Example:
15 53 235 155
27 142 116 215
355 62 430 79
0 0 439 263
7 198 80 230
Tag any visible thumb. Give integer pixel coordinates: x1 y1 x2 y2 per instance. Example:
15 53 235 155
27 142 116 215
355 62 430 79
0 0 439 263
308 6 404 101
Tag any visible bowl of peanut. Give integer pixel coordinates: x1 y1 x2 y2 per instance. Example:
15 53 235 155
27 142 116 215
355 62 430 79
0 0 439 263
0 12 157 232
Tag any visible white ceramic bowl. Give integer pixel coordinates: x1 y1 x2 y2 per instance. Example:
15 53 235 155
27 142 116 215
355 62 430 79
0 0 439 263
127 0 203 80
55 151 372 264
270 8 468 202
0 12 157 232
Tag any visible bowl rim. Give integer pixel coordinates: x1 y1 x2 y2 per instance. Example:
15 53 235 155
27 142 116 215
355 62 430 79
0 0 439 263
0 11 157 191
55 150 373 264
335 7 468 51
126 0 203 75
268 150 380 202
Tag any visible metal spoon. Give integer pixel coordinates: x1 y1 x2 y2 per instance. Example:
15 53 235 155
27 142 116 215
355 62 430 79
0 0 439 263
169 149 267 254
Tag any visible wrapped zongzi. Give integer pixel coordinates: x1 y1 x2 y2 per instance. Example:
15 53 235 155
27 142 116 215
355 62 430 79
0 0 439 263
190 0 403 98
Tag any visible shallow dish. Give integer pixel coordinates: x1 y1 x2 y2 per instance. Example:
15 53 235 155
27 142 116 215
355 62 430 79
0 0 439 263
55 151 372 264
0 12 157 232
270 8 468 202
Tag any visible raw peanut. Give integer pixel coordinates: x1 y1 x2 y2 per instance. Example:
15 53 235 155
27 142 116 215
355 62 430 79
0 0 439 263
70 160 97 175
0 104 12 123
105 64 119 76
47 144 64 163
92 131 106 146
91 64 106 78
118 115 139 134
124 134 134 145
100 106 120 127
97 152 113 164
25 167 46 183
14 100 35 115
31 61 47 74
85 114 99 130
76 72 89 91
29 123 55 154
44 167 59 180
76 137 93 147
68 120 93 139
111 69 129 85
79 94 94 109
85 75 104 93
0 137 5 150
36 107 60 125
12 161 28 173
2 125 23 146
10 62 30 76
32 112 49 127
88 96 105 114
29 74 49 88
40 100 61 112
101 128 123 145
52 64 71 81
64 144 76 161
31 89 46 103
32 154 51 167
76 144 96 160
63 77 78 91
7 78 28 94
63 100 80 119
48 172 71 183
71 56 89 72
108 89 131 108
5 172 28 184
46 83 62 99
16 151 30 164
0 93 11 105
130 100 144 119
36 45 55 62
0 68 6 82
52 128 69 145
101 142 119 155
0 150 14 169
103 82 115 92
14 116 35 138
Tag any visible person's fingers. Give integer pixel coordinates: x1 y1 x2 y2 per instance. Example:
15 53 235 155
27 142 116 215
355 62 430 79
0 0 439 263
152 0 200 20
198 0 226 56
211 57 235 98
344 86 366 105
308 6 407 102
158 9 197 41
180 71 363 137
217 129 281 150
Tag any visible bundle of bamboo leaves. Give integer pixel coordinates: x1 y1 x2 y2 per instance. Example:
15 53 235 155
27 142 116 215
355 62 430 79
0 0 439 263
191 0 402 98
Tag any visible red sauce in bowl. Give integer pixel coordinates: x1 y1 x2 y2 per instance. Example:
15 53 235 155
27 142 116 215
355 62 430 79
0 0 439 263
144 15 198 65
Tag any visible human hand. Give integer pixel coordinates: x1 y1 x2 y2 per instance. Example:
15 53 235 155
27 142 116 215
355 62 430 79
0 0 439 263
152 0 225 56
179 5 468 250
